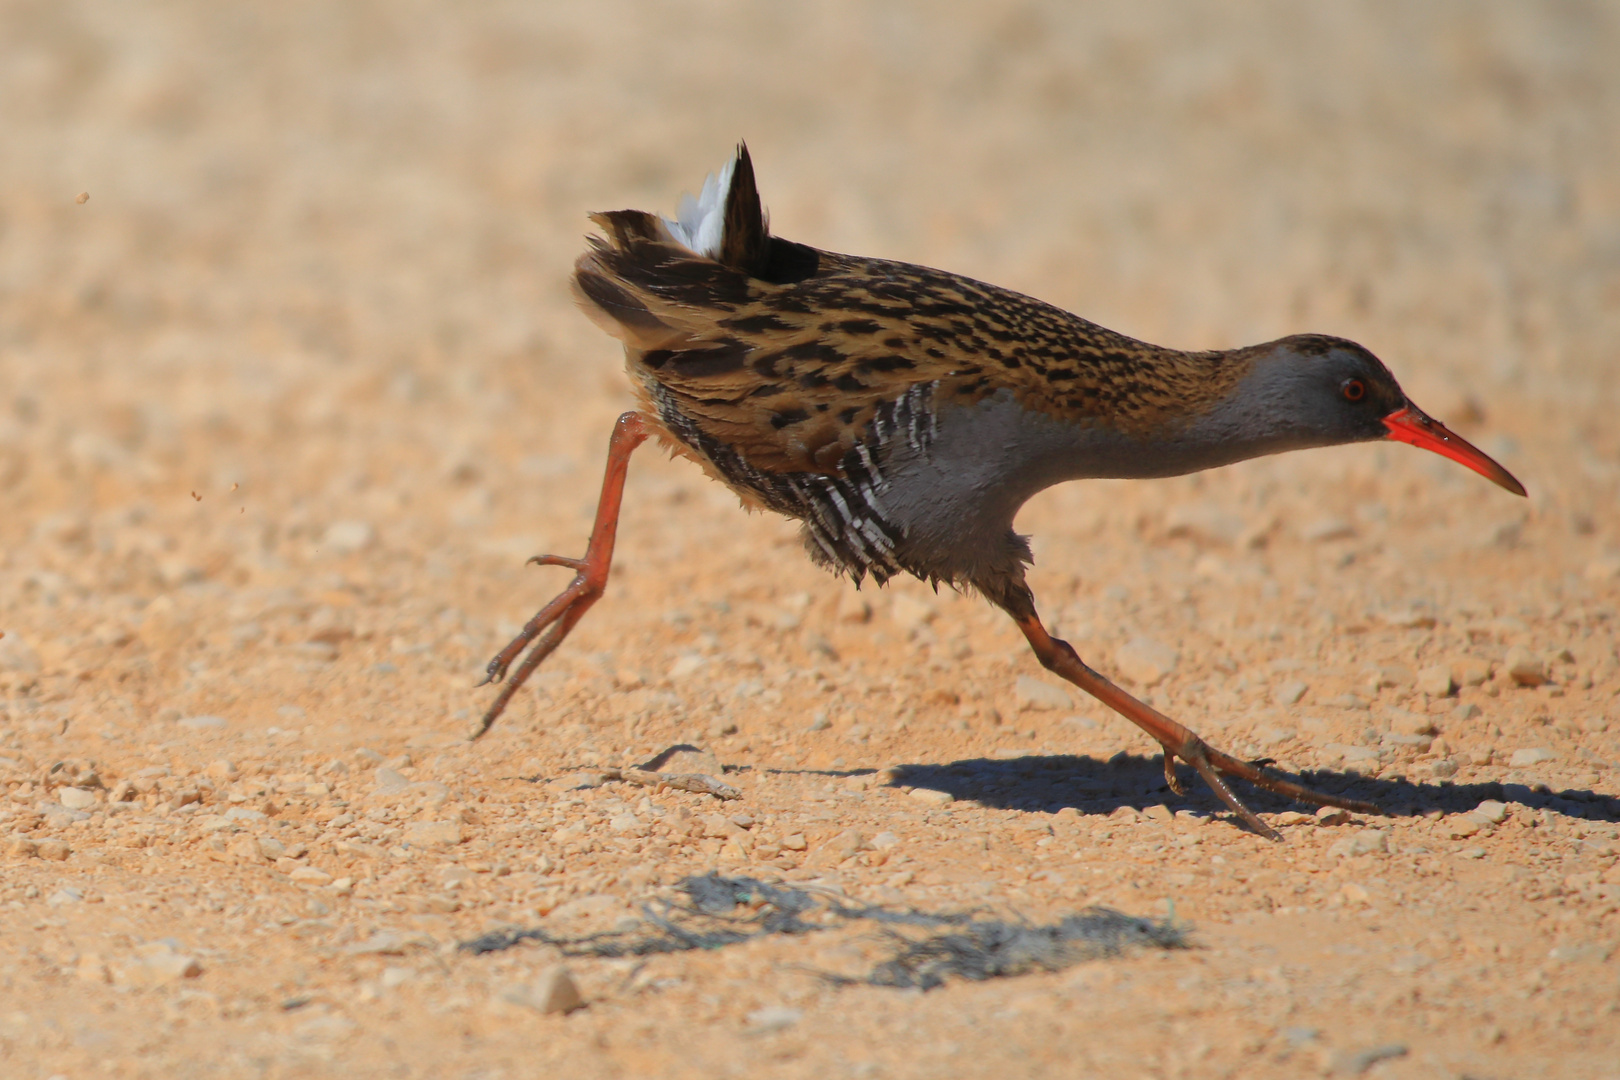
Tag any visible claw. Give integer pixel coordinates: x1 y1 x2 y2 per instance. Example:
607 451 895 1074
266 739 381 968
527 554 587 571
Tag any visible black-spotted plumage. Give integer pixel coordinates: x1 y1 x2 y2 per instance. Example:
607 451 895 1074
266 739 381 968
478 143 1524 841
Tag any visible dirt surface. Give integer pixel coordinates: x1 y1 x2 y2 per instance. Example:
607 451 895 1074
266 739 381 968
3 3 1619 1078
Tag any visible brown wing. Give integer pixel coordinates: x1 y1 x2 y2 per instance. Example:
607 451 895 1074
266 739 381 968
573 211 1253 476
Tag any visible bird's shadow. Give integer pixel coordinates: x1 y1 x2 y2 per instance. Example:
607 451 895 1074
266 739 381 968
885 753 1620 826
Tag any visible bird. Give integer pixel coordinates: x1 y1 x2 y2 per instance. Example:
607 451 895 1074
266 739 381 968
475 144 1526 840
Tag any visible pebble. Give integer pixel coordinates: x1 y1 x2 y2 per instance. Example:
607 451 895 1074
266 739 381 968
1330 1044 1407 1075
667 654 706 680
36 839 71 861
608 813 646 836
908 787 954 807
1450 657 1491 687
124 942 203 986
1273 680 1309 706
1301 517 1354 542
290 866 333 886
1473 799 1509 824
1452 703 1482 721
47 887 84 905
1315 807 1351 826
1328 829 1388 858
0 633 42 674
1014 675 1072 710
177 715 229 730
404 821 464 848
57 787 97 810
511 965 584 1014
322 520 375 554
744 1005 803 1032
1509 748 1556 767
1503 647 1546 687
1143 804 1173 822
1388 711 1436 736
1416 664 1454 697
1114 637 1180 687
781 833 807 851
869 830 900 850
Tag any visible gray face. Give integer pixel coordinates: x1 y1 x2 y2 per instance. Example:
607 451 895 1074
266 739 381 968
869 335 1407 590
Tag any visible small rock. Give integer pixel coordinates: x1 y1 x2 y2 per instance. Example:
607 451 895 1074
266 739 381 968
744 1005 803 1033
1416 665 1455 697
257 836 288 860
1380 608 1436 630
1389 711 1436 736
1584 556 1620 582
373 766 410 794
1473 799 1509 824
1301 517 1355 542
48 887 84 905
1328 829 1387 858
1142 804 1173 822
1509 747 1555 768
1330 1044 1408 1075
1426 758 1460 779
322 520 375 554
667 654 706 680
780 833 807 851
608 813 645 836
127 942 203 985
77 952 110 984
289 866 333 886
1503 647 1546 687
1163 502 1246 546
177 714 228 730
1450 657 1491 687
206 759 239 781
908 787 954 807
1444 816 1482 839
889 594 937 632
1014 675 1072 710
9 837 39 857
519 965 584 1014
837 594 872 623
0 633 42 674
1273 680 1309 706
870 830 900 850
1114 637 1180 687
404 821 464 848
1452 703 1482 721
36 839 71 861
1315 807 1351 826
57 787 97 810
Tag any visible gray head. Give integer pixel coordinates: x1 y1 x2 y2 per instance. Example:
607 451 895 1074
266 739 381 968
1215 333 1525 494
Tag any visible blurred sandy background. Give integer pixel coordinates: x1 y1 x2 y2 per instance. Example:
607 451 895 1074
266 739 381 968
2 3 1618 1078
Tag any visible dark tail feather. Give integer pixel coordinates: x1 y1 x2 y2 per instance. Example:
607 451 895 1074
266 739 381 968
719 143 770 276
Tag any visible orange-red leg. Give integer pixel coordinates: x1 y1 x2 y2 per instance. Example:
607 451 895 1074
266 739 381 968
473 411 651 738
1012 611 1379 840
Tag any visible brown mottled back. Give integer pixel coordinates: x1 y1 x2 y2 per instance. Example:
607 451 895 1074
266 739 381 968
573 187 1257 478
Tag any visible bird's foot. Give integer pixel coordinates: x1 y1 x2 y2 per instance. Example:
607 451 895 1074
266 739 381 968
1165 733 1378 842
1014 611 1381 840
472 411 651 739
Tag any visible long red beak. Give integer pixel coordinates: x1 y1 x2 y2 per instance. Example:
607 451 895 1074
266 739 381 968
1382 405 1526 496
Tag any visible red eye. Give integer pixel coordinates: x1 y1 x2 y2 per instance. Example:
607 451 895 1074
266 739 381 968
1342 378 1366 403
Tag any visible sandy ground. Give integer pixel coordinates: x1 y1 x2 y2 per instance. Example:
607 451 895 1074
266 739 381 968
3 2 1619 1077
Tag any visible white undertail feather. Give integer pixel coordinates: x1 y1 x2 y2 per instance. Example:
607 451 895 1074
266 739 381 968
661 153 749 259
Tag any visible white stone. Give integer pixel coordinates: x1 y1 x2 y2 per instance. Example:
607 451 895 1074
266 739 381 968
177 714 228 730
1417 664 1455 697
1114 637 1179 687
1014 675 1072 710
1473 800 1509 824
1301 518 1354 542
908 787 954 807
1273 680 1308 706
404 820 464 848
1503 647 1546 687
57 787 97 810
322 520 375 554
1509 747 1556 767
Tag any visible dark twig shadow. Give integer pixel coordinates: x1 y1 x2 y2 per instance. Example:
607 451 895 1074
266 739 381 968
460 873 1186 990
